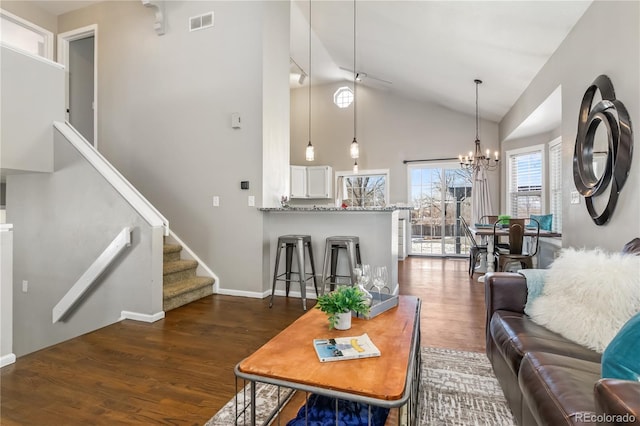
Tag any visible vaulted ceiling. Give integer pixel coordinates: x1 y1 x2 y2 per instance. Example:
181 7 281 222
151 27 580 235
290 0 592 127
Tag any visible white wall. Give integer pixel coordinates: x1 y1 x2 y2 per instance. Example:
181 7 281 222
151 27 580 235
291 82 501 207
0 46 63 175
58 1 291 294
7 130 162 356
500 1 640 251
1 226 14 366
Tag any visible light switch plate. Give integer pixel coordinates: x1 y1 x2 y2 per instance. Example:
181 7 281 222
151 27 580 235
213 196 220 207
248 196 255 207
570 191 580 204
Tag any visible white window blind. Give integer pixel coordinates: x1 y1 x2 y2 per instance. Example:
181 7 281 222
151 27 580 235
508 147 543 218
549 139 562 233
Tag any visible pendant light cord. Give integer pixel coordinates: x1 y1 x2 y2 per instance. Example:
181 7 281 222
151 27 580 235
308 0 312 144
475 79 481 142
353 0 357 140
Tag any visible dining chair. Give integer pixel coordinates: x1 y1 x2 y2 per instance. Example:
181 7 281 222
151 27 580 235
495 218 540 272
481 215 509 251
460 216 487 276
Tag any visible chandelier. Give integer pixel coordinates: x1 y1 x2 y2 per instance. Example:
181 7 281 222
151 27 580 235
459 79 499 172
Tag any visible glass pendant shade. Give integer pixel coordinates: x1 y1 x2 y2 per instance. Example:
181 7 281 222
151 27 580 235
305 141 314 161
353 159 359 173
350 137 359 159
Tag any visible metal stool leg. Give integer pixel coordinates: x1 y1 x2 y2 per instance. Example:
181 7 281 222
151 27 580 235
345 241 357 285
321 242 332 295
295 238 307 310
269 240 283 308
330 245 339 290
285 243 293 296
306 241 319 297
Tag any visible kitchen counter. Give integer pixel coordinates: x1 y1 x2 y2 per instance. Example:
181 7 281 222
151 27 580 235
259 206 413 212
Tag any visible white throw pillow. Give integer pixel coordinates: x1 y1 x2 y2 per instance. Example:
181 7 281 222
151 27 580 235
528 247 640 353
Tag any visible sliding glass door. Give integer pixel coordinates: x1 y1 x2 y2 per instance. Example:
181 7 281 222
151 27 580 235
408 163 473 256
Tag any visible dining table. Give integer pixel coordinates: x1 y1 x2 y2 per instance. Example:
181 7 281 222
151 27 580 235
469 224 561 282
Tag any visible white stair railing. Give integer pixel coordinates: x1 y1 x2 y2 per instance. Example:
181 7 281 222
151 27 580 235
52 227 132 323
53 121 169 235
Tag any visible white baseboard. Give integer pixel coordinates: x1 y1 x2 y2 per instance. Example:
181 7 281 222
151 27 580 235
216 286 320 300
120 310 165 322
1 353 16 368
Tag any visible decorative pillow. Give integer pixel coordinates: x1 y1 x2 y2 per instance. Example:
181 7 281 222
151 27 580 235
602 312 640 380
518 269 548 316
286 393 389 426
528 248 640 353
530 214 553 231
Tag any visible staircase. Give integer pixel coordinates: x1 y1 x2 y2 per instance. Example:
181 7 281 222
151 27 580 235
163 243 215 311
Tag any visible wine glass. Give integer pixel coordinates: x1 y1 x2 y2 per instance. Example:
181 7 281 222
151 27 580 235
373 266 388 304
360 264 371 289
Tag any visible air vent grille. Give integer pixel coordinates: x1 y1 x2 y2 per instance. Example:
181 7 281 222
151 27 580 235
189 12 214 32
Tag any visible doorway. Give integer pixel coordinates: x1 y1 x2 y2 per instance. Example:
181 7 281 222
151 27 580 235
58 25 97 147
407 162 473 256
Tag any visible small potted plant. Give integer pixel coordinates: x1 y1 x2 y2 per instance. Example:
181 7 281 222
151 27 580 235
316 286 370 330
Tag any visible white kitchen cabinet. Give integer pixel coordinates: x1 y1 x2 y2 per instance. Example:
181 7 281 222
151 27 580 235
290 165 332 199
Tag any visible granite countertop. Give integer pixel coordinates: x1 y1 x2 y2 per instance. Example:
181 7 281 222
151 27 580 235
259 206 414 212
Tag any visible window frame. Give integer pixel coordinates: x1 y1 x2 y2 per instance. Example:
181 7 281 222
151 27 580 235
335 168 390 207
548 137 562 233
506 144 546 218
0 9 54 60
333 86 354 109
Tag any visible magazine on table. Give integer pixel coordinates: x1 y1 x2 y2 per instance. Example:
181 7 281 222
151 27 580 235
313 333 381 362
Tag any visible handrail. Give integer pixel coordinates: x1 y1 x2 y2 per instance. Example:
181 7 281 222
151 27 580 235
53 121 169 235
52 227 132 323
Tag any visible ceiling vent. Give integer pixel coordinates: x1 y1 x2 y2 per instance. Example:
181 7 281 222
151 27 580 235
189 12 214 32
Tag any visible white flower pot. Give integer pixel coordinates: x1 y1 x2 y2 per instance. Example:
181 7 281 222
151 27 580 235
334 312 352 330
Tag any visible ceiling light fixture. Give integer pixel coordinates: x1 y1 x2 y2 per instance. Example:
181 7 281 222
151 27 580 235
305 0 314 162
459 79 499 171
350 0 359 163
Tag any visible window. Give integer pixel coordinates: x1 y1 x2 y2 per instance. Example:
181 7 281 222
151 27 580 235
0 9 53 60
548 138 562 233
337 169 388 207
507 145 544 218
333 86 353 108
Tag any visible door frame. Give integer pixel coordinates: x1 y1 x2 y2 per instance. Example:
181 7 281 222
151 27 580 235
58 24 98 148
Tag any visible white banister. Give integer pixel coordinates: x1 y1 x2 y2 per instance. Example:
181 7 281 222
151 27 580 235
52 227 132 323
53 121 169 235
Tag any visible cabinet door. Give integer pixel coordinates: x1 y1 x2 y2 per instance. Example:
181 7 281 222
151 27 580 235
290 166 307 198
307 166 332 198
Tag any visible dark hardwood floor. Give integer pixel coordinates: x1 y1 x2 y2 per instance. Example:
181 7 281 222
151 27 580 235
0 257 485 425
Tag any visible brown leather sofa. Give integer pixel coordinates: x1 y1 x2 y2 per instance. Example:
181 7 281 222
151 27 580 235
485 271 640 425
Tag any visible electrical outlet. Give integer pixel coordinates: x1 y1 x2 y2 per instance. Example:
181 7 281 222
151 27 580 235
248 196 255 207
22 280 28 293
213 196 220 207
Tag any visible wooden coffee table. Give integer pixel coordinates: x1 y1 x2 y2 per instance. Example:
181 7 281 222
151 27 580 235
234 295 421 425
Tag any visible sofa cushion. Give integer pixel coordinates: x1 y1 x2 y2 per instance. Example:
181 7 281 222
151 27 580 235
528 248 640 353
490 310 601 377
519 351 601 425
602 311 640 381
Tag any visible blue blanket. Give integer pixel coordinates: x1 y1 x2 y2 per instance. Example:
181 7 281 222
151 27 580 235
286 393 389 426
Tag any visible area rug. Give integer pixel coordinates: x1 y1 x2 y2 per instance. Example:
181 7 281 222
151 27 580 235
206 347 516 425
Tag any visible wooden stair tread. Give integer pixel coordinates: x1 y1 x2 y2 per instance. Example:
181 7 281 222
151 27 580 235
163 276 214 299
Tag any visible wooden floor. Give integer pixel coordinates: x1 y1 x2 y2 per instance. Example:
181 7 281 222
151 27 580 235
0 257 486 425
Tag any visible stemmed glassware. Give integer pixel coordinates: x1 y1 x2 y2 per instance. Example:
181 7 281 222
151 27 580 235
354 264 373 307
372 265 388 304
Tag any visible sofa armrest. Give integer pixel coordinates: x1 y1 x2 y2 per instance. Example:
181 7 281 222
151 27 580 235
484 272 527 316
594 379 640 425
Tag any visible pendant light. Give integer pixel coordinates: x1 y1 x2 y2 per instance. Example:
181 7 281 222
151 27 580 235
350 0 359 164
305 0 315 161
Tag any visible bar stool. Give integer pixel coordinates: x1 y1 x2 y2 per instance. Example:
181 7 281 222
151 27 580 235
269 235 318 310
321 236 362 294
